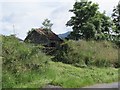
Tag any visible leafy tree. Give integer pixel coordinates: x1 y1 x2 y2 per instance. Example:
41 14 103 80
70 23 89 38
112 1 120 32
27 19 53 35
66 0 113 40
41 19 53 30
94 12 113 40
66 0 99 40
112 1 120 44
81 22 96 40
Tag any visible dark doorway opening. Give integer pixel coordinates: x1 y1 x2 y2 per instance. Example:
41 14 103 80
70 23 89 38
50 42 56 47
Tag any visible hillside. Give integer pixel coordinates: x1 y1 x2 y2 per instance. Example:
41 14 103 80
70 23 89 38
58 31 71 39
1 35 119 88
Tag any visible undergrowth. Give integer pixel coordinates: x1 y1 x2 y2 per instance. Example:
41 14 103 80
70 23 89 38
53 40 119 68
1 35 119 88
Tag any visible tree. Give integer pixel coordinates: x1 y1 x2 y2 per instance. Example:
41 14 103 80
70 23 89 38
112 1 120 32
94 12 113 40
81 22 96 40
112 1 120 43
66 0 99 40
41 19 53 30
66 0 114 41
27 19 53 36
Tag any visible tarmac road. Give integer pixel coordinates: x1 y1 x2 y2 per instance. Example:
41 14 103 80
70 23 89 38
83 82 120 88
43 82 120 89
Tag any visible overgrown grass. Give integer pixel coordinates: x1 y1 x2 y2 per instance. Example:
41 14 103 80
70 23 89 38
53 40 119 67
1 35 119 88
14 61 119 88
2 35 50 88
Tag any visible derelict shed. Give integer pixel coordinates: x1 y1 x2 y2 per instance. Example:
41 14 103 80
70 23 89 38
24 28 63 47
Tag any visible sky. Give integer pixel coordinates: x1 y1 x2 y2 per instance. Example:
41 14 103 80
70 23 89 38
0 0 119 40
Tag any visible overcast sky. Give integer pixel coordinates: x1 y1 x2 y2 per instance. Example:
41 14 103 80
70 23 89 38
0 0 119 40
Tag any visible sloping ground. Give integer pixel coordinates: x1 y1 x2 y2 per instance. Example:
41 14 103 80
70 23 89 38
54 40 119 68
2 35 119 88
14 61 119 88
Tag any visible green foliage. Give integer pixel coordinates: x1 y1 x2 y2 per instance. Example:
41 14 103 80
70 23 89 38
53 40 119 68
112 1 120 47
92 12 113 40
112 1 120 33
1 35 119 88
2 35 51 88
48 62 118 88
81 22 96 40
41 18 53 30
8 61 118 88
66 0 99 40
66 0 114 41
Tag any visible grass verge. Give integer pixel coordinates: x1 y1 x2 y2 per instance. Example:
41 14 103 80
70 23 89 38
14 61 119 88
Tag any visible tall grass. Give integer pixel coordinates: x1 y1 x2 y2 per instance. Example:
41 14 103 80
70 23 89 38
14 61 119 88
1 35 119 88
48 62 118 88
53 40 119 67
2 35 51 88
